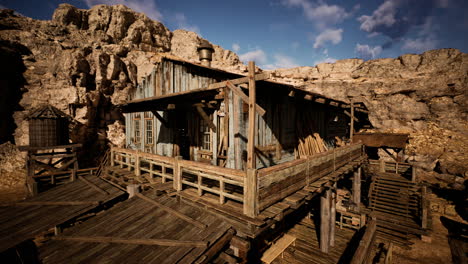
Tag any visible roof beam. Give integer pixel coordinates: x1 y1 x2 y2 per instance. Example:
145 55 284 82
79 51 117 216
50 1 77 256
225 81 266 116
208 72 270 89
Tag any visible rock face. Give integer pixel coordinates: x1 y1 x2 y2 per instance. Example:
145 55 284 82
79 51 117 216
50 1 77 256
0 4 243 174
272 49 468 175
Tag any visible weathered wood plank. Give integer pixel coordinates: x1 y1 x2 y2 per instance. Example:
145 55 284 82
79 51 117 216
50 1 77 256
247 61 257 169
136 193 207 229
52 236 207 247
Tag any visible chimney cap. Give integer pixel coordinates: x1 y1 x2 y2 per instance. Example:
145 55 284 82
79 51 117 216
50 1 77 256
197 40 214 52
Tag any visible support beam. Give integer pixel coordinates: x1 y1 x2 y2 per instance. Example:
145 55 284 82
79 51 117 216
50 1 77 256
320 189 331 253
330 185 337 247
196 105 216 132
152 110 169 127
208 72 270 89
247 61 257 169
353 167 361 211
225 81 266 116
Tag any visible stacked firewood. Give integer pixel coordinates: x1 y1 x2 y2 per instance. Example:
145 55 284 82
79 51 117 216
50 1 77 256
296 112 328 158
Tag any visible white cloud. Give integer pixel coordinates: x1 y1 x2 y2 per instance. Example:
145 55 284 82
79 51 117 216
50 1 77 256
282 0 348 30
358 0 398 33
0 5 7 9
265 54 299 69
355 44 382 60
401 37 437 53
313 28 343 49
174 13 200 34
83 0 163 21
314 57 337 65
232 43 240 52
239 49 268 65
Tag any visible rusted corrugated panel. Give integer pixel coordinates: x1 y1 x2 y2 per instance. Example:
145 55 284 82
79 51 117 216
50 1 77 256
353 133 409 148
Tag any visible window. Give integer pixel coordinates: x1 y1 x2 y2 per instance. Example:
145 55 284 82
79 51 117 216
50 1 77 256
145 119 153 145
200 118 211 151
134 120 141 143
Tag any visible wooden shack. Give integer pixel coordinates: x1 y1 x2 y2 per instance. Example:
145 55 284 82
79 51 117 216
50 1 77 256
120 56 356 170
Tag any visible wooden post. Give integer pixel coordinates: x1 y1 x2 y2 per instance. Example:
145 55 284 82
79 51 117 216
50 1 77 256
350 99 354 142
353 167 361 211
71 147 78 182
379 159 385 173
111 147 115 167
224 88 230 155
421 186 428 229
135 152 141 176
247 61 256 169
320 188 331 253
127 184 140 198
243 168 258 217
412 166 417 182
173 156 183 191
330 186 336 247
27 152 38 196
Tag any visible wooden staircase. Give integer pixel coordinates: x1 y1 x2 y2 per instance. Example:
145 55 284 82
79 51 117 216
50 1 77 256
368 172 429 249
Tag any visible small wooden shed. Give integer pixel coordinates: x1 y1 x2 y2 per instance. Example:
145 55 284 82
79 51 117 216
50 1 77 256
26 105 70 147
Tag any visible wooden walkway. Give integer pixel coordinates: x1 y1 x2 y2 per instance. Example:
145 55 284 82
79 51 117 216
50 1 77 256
270 217 357 264
0 175 124 252
39 192 232 263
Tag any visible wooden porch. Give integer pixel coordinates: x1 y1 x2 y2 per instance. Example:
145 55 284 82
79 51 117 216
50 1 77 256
101 143 366 237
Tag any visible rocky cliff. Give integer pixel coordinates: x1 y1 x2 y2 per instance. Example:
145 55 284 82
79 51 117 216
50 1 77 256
272 50 468 177
0 4 243 171
0 4 466 193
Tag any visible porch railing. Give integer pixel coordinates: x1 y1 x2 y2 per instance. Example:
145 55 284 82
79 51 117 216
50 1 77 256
109 144 364 217
110 147 245 205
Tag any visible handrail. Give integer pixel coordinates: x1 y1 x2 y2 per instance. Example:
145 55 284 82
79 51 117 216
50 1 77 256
258 143 362 177
350 218 377 264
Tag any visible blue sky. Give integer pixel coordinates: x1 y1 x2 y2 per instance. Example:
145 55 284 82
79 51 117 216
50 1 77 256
1 0 467 69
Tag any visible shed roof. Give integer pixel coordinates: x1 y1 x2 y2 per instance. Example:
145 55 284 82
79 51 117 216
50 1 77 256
25 105 69 120
119 56 354 113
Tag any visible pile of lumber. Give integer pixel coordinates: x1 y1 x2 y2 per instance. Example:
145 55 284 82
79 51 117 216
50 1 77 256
296 112 328 157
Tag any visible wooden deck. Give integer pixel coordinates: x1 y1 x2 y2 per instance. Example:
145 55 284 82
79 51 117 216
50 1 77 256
0 175 124 252
39 192 232 263
270 217 357 264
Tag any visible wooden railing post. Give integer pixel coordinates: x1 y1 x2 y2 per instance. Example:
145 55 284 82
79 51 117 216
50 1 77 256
135 152 141 176
412 166 417 182
243 168 258 217
173 156 183 191
379 159 385 172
